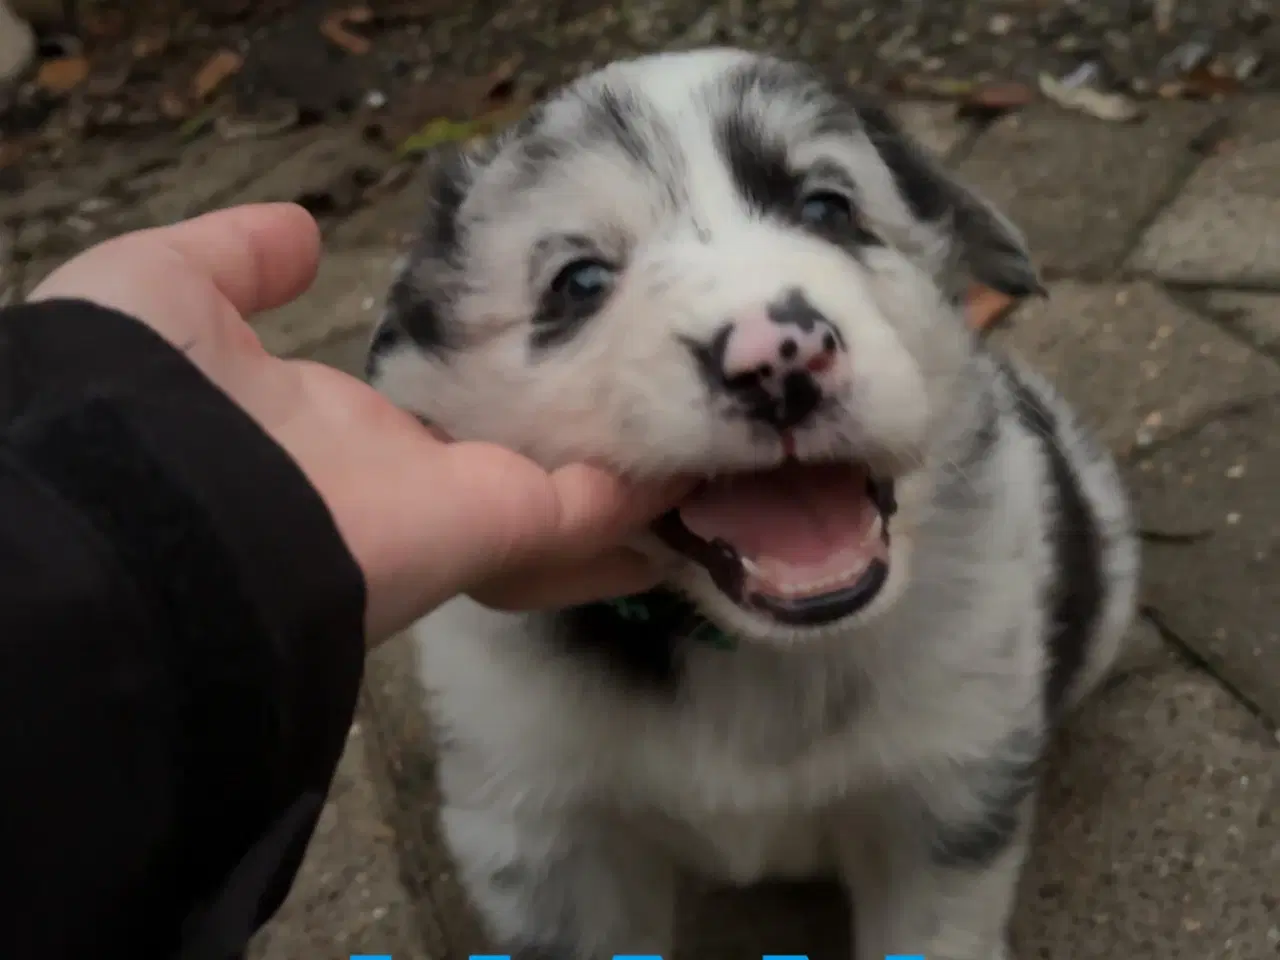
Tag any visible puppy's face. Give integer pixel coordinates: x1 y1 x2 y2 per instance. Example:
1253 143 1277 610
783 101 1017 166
369 49 1040 646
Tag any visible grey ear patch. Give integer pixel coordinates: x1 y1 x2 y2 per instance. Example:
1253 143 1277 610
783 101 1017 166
951 196 1047 299
368 143 485 363
854 102 1044 298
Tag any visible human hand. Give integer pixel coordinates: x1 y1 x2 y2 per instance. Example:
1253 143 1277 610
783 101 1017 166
29 203 689 642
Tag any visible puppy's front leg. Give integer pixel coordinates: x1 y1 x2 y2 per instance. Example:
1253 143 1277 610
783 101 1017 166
440 801 677 960
835 734 1040 960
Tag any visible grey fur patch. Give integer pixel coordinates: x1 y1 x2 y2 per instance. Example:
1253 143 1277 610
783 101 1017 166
927 725 1043 869
377 144 477 358
934 376 1002 510
364 316 405 380
854 102 1043 298
1000 362 1105 718
713 103 799 217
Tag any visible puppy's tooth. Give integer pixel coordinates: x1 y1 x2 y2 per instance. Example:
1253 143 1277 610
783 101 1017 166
861 515 883 547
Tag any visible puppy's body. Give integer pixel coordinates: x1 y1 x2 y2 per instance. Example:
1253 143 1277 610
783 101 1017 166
368 48 1139 960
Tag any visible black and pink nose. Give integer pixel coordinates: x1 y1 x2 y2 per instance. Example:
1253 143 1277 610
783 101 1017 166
686 288 848 432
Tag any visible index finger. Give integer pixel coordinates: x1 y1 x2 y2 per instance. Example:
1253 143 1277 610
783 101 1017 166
158 203 322 317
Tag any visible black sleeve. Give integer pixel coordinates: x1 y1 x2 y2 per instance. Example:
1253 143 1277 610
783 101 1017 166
0 299 368 960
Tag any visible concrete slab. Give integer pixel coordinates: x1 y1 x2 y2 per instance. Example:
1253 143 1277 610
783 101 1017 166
248 713 428 960
0 137 174 221
327 171 432 250
15 256 58 300
128 128 321 228
1200 289 1280 353
0 223 15 307
989 280 1280 459
891 101 973 159
255 247 398 358
956 103 1222 278
219 128 390 211
1126 396 1280 726
1133 97 1280 286
304 326 374 379
362 634 488 960
1014 652 1280 960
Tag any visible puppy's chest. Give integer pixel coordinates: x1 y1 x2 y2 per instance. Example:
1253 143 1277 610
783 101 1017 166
618 679 874 882
639 802 840 884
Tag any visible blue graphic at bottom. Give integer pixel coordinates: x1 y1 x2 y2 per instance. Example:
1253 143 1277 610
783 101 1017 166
355 956 926 960
442 954 924 960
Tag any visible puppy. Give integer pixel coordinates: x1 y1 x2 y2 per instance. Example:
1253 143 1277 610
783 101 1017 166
365 47 1139 960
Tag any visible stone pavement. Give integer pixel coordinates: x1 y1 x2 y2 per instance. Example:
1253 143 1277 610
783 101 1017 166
8 93 1280 960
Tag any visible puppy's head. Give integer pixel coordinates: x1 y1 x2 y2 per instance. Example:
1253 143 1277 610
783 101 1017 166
368 48 1039 646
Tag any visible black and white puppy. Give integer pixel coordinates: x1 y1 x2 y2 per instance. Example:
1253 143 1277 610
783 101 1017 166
366 47 1139 960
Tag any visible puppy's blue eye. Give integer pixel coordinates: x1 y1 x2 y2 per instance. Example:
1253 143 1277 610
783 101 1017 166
552 259 615 302
799 191 854 230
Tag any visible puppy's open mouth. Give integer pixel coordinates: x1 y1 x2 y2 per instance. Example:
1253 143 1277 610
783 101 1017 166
651 461 897 627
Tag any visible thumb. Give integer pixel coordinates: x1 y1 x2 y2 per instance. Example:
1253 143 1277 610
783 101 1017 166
537 461 696 562
366 440 690 637
433 444 692 584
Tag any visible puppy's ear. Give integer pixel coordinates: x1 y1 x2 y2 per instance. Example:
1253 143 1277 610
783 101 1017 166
856 103 1044 298
411 141 484 267
368 143 482 370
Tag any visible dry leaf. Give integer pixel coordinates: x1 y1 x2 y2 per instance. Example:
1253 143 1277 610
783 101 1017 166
1038 72 1142 122
0 136 33 169
966 284 1018 332
892 75 975 98
956 81 1036 119
321 5 374 56
35 56 90 95
79 9 125 40
382 55 532 155
159 90 188 120
192 49 243 101
132 28 170 59
1181 63 1242 100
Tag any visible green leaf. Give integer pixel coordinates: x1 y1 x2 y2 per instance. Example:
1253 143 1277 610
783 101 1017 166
396 117 481 157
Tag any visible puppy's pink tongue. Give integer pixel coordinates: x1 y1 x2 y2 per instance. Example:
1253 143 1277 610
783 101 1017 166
677 461 877 568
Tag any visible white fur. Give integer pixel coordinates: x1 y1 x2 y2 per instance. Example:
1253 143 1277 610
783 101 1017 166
369 49 1139 960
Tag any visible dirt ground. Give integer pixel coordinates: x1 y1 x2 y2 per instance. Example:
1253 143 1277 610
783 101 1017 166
3 0 1280 285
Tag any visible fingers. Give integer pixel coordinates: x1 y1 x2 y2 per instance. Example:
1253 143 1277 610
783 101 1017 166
156 203 321 317
542 463 696 560
470 548 664 612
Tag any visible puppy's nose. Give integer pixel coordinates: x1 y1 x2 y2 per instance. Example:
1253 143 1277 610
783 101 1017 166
694 289 848 432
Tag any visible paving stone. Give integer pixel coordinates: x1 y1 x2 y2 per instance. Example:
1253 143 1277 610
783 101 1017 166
989 280 1280 459
891 101 973 158
1201 289 1280 353
1014 652 1280 960
0 138 173 220
0 223 16 306
304 326 373 378
15 256 59 299
327 170 432 250
956 103 1221 278
248 713 428 960
219 128 390 211
128 128 321 228
1126 397 1280 726
362 635 487 960
1133 97 1280 286
9 205 126 262
253 247 398 358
